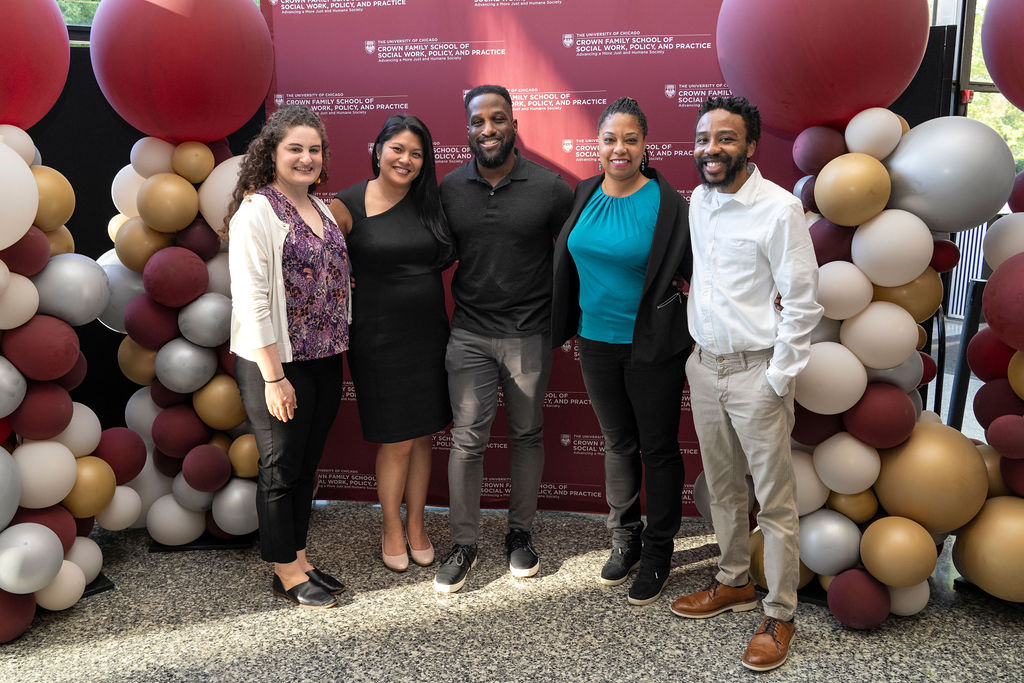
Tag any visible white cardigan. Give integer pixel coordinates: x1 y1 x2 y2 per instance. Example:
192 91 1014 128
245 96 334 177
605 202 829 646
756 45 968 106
228 192 345 363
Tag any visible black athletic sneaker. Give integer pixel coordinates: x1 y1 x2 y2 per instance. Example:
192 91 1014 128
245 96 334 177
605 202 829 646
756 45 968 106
600 544 642 586
505 529 540 578
627 564 668 605
433 544 478 594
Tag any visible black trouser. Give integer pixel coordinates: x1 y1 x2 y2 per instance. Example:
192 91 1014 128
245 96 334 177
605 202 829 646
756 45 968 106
235 354 344 563
578 338 685 569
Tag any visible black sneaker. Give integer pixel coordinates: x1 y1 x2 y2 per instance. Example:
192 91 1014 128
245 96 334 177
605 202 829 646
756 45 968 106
600 545 642 586
505 529 540 578
433 544 478 594
627 564 668 605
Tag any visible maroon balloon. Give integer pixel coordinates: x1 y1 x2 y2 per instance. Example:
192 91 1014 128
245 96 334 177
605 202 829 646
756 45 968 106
792 401 844 447
149 377 192 408
7 381 73 440
0 0 69 130
967 327 1015 381
973 379 1024 431
1010 171 1024 214
54 351 88 391
142 247 209 308
809 218 855 266
205 510 233 539
1000 456 1024 496
800 176 819 214
0 226 51 276
216 343 236 377
986 414 1024 460
982 252 1024 351
0 418 11 443
152 448 184 478
918 353 937 386
174 218 221 262
981 0 1024 114
74 516 95 537
124 294 180 350
1 315 80 381
792 126 847 175
928 239 960 274
827 568 890 630
182 444 232 493
10 505 76 554
93 427 147 485
843 383 916 448
151 404 212 458
0 589 36 644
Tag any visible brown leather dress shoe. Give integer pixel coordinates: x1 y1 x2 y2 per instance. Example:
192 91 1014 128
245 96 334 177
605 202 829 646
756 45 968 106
742 616 795 671
669 578 757 618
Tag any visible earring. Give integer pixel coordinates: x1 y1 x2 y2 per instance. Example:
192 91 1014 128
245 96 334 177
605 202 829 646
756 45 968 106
597 160 603 171
640 148 649 172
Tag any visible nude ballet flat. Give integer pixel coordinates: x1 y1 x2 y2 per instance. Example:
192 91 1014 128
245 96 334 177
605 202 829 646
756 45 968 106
408 538 435 566
382 534 409 572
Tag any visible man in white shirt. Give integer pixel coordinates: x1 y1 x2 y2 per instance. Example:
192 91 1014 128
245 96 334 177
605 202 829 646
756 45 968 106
668 96 822 672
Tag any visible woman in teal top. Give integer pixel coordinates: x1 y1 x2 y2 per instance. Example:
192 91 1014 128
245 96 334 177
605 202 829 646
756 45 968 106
552 97 693 607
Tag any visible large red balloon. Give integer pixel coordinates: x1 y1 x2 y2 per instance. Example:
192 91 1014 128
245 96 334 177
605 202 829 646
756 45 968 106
0 0 69 129
982 252 1024 351
982 0 1024 114
89 0 274 143
716 0 930 133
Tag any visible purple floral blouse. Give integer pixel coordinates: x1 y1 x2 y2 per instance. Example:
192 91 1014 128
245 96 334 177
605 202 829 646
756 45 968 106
258 186 350 360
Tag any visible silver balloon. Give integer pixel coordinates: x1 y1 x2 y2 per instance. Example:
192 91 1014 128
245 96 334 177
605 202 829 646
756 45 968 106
125 387 160 447
809 316 841 344
29 253 110 326
172 472 214 512
907 388 924 420
866 351 924 393
0 447 20 529
125 451 173 529
0 523 64 594
885 116 1016 233
0 355 27 419
205 251 231 297
798 508 862 577
211 478 258 535
97 249 145 333
177 293 231 348
154 337 217 393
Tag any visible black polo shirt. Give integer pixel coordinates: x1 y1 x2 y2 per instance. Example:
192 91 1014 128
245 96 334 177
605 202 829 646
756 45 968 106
440 150 573 337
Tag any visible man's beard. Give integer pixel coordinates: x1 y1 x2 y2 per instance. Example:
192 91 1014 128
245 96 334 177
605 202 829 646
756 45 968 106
472 134 516 169
697 149 748 190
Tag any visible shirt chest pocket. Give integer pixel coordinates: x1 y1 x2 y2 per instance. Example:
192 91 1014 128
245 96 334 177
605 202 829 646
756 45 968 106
712 234 760 291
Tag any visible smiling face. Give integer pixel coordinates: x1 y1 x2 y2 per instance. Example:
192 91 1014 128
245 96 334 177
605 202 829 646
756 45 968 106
598 112 646 184
693 108 756 193
466 92 517 169
376 129 424 188
272 125 323 195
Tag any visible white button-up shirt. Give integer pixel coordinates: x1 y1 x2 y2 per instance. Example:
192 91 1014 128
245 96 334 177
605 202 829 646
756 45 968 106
687 165 822 396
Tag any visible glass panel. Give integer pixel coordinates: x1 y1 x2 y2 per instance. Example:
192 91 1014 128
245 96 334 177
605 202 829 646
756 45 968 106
932 0 960 25
967 91 1024 174
58 0 100 27
970 0 993 83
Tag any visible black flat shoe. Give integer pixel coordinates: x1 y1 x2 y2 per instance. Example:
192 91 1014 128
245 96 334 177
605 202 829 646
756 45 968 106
307 568 345 594
272 575 337 609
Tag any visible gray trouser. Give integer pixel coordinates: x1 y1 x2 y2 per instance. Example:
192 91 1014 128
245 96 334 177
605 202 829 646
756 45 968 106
686 346 799 621
445 327 552 545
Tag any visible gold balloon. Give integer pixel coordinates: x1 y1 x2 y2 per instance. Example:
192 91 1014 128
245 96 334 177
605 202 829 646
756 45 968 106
827 489 878 523
951 496 1024 602
875 422 988 533
976 444 1011 498
172 142 216 184
209 432 232 454
916 324 928 351
193 374 247 430
872 267 943 323
860 516 937 587
1007 351 1024 400
62 456 117 518
813 153 892 227
114 217 173 272
228 433 259 478
31 165 76 231
896 114 910 135
136 172 199 233
117 335 157 385
748 528 814 590
46 225 74 256
818 574 835 591
107 213 130 243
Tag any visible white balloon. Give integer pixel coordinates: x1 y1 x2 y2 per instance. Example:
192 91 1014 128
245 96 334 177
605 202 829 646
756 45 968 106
198 156 244 235
0 447 20 528
919 410 943 424
64 536 103 585
982 213 1024 272
96 249 145 333
0 272 39 330
211 478 258 536
798 509 862 577
204 252 231 297
130 137 175 178
792 449 828 515
0 125 36 165
0 523 64 594
866 352 924 393
817 261 873 320
840 302 919 369
12 441 77 509
125 387 161 447
844 107 903 160
125 452 173 529
146 493 206 546
110 164 146 218
46 402 102 457
34 560 86 611
851 209 934 287
813 432 881 494
888 580 930 616
95 486 143 531
0 142 38 251
794 342 867 415
0 356 27 419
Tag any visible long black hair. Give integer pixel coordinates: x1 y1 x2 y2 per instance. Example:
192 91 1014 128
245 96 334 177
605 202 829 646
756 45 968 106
371 114 454 267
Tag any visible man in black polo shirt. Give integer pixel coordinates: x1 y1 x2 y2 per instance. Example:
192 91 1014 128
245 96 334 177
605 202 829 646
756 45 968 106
433 84 573 593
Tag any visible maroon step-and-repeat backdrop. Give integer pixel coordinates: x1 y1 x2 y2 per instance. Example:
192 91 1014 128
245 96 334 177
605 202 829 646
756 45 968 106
261 0 801 516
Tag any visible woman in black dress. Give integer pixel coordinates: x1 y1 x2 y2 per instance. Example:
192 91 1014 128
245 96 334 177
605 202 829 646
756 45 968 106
329 114 453 571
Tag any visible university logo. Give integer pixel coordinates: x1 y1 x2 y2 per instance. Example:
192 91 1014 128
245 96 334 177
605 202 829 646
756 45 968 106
664 84 676 98
561 139 573 153
561 340 573 352
365 41 376 54
562 33 574 48
368 142 375 155
560 434 571 447
274 93 284 107
269 0 278 4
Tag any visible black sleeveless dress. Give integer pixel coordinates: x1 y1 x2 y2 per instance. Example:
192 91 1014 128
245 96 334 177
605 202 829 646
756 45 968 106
335 181 452 443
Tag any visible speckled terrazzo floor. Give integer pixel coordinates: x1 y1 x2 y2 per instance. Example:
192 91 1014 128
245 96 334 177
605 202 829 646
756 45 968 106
2 502 1020 683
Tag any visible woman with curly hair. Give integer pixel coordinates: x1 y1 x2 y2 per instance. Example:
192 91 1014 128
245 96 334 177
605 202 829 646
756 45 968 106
226 105 350 609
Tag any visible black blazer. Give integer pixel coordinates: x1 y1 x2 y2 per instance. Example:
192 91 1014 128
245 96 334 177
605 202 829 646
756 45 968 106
551 168 693 366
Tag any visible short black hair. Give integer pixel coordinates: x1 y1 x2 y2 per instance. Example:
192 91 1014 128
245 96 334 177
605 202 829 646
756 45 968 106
696 96 761 144
463 85 513 116
598 97 648 137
